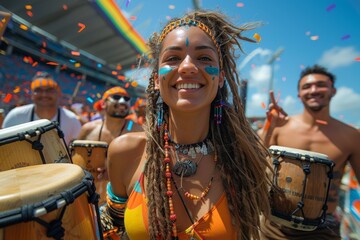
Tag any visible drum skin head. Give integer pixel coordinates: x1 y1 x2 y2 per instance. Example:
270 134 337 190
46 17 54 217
70 140 108 148
269 145 329 159
0 163 84 212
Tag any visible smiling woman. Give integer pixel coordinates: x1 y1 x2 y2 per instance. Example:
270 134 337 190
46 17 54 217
101 10 273 240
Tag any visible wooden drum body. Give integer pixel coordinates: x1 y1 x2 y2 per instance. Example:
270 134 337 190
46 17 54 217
0 164 102 240
269 145 335 231
70 140 108 206
0 119 71 171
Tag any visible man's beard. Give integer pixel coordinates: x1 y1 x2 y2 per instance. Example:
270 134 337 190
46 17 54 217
108 109 129 118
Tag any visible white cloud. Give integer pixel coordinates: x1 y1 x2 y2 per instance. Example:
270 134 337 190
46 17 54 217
246 92 268 116
318 46 360 69
248 65 272 89
331 87 360 113
282 95 302 116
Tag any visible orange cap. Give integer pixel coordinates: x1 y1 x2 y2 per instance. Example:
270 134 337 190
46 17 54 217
30 72 59 91
102 86 129 100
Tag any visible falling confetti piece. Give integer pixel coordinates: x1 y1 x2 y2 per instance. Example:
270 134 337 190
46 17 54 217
341 34 350 40
112 71 118 75
310 35 319 41
25 5 32 10
71 51 80 56
236 2 244 7
253 33 261 42
46 62 59 65
26 11 33 17
326 4 336 12
32 62 38 67
118 75 125 81
13 86 21 93
116 64 122 70
63 4 68 10
130 16 137 21
282 76 286 82
131 81 138 87
316 119 328 125
261 102 266 109
75 63 81 68
3 93 12 103
355 57 360 61
78 23 86 32
125 82 130 88
169 5 175 10
20 24 28 31
42 41 47 48
305 31 311 36
126 0 131 7
87 97 94 103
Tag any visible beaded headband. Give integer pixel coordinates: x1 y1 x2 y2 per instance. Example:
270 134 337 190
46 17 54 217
158 18 223 69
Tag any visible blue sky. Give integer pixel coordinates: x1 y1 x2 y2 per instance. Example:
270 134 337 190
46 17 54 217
120 0 360 128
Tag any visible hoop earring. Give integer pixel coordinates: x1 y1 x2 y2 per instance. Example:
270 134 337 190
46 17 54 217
156 92 164 130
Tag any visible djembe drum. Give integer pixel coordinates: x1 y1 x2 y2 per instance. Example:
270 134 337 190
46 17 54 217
70 140 108 206
269 145 335 231
0 119 71 171
0 163 103 239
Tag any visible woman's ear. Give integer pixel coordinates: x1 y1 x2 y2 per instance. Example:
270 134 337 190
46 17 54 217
154 73 160 90
219 70 225 88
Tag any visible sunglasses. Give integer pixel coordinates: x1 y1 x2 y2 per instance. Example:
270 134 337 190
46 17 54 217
109 95 131 101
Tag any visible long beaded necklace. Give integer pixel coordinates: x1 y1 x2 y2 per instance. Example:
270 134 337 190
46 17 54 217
164 124 178 239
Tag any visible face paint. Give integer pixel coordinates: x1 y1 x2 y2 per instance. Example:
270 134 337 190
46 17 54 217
205 66 219 76
186 37 189 47
159 65 173 75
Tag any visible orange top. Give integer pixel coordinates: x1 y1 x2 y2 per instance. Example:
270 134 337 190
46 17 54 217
124 174 237 240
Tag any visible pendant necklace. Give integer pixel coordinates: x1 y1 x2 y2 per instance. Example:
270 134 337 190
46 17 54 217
170 138 214 177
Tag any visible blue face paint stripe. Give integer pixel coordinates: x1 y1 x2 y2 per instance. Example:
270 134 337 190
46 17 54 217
205 66 219 76
186 37 189 47
159 66 173 75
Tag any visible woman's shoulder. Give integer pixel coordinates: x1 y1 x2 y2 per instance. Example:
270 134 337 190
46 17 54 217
108 131 146 159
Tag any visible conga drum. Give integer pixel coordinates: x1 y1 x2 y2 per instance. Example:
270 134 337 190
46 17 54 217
0 163 103 239
0 119 71 171
268 145 335 231
70 140 108 206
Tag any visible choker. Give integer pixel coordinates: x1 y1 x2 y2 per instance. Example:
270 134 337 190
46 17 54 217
170 137 214 177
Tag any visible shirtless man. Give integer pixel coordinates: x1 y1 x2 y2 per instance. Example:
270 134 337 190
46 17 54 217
258 64 360 239
77 86 143 143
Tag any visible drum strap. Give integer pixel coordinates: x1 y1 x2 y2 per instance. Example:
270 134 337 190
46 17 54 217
30 106 61 125
98 119 127 141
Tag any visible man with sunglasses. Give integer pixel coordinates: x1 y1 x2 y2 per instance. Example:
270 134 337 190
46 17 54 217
76 86 143 204
77 86 143 143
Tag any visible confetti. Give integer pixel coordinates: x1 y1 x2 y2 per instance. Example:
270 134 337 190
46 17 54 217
126 0 131 7
305 31 311 36
169 5 175 10
78 23 86 32
118 75 125 81
71 51 80 56
236 2 244 7
131 81 138 87
3 93 12 103
75 63 81 68
26 11 33 17
316 119 328 125
111 71 118 75
13 86 20 93
63 4 68 10
310 35 319 41
130 16 137 21
261 102 266 109
25 5 32 10
20 24 28 31
355 57 360 61
87 97 94 103
341 34 350 40
42 41 47 48
125 82 130 88
116 64 122 70
326 4 336 12
46 62 59 65
253 33 261 42
32 62 38 67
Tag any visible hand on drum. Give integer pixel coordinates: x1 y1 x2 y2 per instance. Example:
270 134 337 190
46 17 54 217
265 90 289 130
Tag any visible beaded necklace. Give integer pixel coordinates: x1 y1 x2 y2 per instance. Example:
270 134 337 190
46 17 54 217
164 124 178 239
